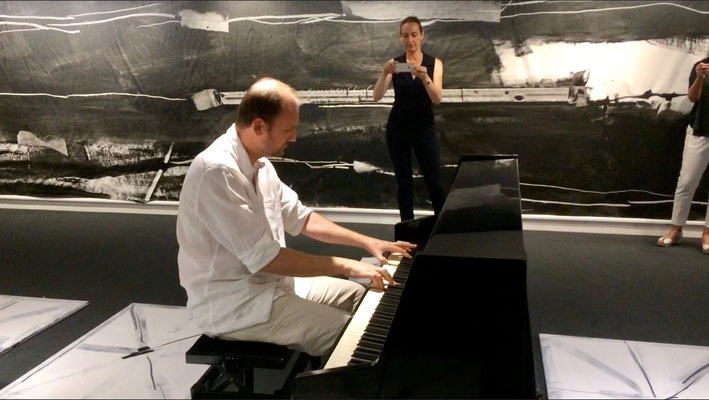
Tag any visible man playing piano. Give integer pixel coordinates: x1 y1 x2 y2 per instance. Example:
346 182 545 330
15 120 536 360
176 77 415 358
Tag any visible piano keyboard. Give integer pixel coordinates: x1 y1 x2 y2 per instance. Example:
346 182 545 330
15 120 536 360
324 253 412 369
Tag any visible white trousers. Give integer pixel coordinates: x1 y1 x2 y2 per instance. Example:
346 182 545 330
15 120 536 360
218 276 365 356
671 126 709 227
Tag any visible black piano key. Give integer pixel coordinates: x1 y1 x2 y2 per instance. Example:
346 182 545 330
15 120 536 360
353 344 380 354
358 334 385 345
368 316 392 324
373 310 395 319
367 321 392 331
354 345 382 356
379 300 398 308
352 350 379 361
361 333 386 344
353 341 383 353
356 341 383 353
372 308 395 317
366 325 390 336
359 336 385 346
369 318 392 327
374 304 397 314
363 329 390 340
380 299 399 307
347 357 373 366
369 313 393 322
359 340 385 352
377 296 398 305
362 330 388 340
373 308 396 317
394 269 410 276
358 341 384 353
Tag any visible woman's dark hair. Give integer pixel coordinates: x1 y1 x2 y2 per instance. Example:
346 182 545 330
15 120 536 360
399 16 422 35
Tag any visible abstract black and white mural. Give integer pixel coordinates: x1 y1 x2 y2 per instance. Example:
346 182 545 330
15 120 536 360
0 1 707 219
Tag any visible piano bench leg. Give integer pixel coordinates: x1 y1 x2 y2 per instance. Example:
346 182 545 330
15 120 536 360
190 352 312 399
274 352 312 398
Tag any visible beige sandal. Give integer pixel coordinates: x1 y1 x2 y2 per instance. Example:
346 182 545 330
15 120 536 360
657 232 682 247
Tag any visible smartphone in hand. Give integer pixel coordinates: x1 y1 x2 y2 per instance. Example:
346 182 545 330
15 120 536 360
395 62 414 73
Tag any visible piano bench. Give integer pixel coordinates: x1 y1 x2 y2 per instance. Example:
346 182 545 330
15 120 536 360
186 334 313 399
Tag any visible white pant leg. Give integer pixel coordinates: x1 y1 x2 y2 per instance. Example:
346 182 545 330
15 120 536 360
218 294 350 356
219 277 365 356
705 190 709 229
301 276 366 313
671 126 709 227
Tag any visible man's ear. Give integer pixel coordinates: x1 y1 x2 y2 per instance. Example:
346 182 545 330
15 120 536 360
252 118 266 136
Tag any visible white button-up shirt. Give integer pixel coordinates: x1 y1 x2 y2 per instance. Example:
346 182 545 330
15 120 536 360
176 124 312 336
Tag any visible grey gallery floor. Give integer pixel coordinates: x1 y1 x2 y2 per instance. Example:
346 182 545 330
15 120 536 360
0 209 707 398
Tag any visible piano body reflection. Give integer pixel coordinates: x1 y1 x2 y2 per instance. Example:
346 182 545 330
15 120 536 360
294 155 535 398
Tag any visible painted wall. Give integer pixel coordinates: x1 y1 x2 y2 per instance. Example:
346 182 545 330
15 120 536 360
0 1 706 220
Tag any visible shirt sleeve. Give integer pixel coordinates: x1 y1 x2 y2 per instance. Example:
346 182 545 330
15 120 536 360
195 165 281 274
279 182 312 236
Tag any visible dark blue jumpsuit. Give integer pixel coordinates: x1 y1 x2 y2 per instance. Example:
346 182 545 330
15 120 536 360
386 52 446 221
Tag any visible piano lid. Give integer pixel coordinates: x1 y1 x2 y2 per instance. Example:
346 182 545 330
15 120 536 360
423 155 526 261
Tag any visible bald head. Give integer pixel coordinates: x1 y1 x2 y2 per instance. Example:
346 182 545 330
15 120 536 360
236 78 299 129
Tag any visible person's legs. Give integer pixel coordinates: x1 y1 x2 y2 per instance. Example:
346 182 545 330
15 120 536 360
671 129 709 226
703 176 709 253
387 120 415 221
659 127 709 246
411 120 445 215
301 276 365 313
219 294 350 356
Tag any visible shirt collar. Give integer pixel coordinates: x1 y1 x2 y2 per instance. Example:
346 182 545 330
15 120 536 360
230 124 265 181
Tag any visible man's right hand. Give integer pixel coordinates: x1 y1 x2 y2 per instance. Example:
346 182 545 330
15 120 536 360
697 62 709 79
340 258 396 290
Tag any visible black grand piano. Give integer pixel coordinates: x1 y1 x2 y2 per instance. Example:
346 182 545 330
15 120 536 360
294 155 535 398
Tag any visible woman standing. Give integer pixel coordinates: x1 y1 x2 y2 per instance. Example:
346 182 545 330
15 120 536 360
372 16 446 221
657 58 709 254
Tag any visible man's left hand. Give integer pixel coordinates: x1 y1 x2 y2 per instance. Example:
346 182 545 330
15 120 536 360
365 239 417 265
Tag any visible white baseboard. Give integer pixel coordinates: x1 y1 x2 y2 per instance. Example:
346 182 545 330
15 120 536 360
0 195 704 238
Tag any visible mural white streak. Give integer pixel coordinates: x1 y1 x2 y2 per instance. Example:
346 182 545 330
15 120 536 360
47 13 176 27
501 2 709 18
